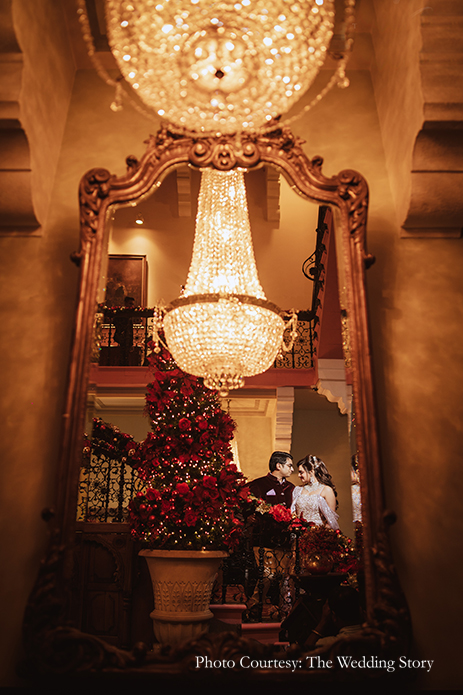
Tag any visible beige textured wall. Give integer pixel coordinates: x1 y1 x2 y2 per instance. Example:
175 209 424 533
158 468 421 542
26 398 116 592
0 0 75 684
0 60 156 683
376 237 463 689
370 0 425 226
12 0 76 226
233 414 275 481
109 170 198 305
369 2 463 687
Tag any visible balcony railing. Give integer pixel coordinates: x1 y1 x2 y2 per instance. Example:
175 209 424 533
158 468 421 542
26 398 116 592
93 307 316 370
94 307 155 366
77 419 145 523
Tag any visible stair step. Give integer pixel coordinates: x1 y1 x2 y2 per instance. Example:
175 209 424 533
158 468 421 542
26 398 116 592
209 604 246 624
241 622 282 644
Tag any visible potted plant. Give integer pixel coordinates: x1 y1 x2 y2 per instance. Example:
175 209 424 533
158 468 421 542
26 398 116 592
129 343 249 645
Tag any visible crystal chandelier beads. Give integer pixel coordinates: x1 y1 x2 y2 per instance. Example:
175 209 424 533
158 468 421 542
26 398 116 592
163 296 285 394
183 169 265 298
162 168 286 395
105 0 335 134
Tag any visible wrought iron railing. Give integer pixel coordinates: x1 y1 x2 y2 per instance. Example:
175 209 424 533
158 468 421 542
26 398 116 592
212 535 303 624
302 205 329 322
77 419 145 522
94 307 155 366
274 312 316 370
93 307 317 370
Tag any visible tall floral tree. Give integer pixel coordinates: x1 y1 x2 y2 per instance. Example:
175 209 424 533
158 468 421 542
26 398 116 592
129 344 249 550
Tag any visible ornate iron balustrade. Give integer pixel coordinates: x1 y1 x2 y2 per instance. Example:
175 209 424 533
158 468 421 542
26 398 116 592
93 306 317 370
77 419 145 522
213 534 303 625
274 312 316 370
94 307 155 366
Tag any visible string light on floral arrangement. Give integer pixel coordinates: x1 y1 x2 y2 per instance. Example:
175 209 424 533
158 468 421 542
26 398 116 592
129 345 249 552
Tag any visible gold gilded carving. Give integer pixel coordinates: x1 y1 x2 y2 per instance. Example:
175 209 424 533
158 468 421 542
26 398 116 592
340 309 352 371
79 168 112 240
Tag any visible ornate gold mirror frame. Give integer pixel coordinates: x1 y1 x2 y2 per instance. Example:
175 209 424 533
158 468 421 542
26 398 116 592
22 125 410 684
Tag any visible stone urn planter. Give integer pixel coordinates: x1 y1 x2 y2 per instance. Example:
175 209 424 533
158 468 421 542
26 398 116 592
140 549 228 645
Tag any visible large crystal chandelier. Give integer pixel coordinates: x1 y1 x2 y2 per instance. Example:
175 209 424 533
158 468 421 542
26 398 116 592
162 169 290 395
105 0 336 134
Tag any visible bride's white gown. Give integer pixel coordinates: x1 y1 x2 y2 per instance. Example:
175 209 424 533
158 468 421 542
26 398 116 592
291 481 339 530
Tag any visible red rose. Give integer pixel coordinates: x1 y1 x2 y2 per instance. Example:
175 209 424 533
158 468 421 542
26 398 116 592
203 475 217 489
184 509 198 526
180 381 194 396
270 505 292 523
192 485 205 502
179 417 192 431
204 504 220 517
205 486 219 501
176 482 190 495
161 500 174 514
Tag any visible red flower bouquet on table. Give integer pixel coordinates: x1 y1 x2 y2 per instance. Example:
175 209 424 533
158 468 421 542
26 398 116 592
298 524 360 574
129 343 250 551
248 496 309 548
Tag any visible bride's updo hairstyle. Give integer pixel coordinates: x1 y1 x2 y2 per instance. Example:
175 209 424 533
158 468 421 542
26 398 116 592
297 454 338 508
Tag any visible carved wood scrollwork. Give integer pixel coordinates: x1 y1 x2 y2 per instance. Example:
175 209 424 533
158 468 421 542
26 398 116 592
21 125 411 685
79 168 112 240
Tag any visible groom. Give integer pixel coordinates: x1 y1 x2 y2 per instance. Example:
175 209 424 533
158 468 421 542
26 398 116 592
245 451 295 621
249 451 295 508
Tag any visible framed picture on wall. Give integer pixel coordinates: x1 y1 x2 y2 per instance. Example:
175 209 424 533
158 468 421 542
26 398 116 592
105 254 148 307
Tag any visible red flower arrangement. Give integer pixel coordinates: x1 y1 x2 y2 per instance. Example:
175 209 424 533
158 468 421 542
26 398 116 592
129 343 250 551
298 524 360 574
83 417 138 464
249 497 309 548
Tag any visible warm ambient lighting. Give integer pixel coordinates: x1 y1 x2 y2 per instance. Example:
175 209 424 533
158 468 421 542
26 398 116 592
105 0 336 134
162 169 295 395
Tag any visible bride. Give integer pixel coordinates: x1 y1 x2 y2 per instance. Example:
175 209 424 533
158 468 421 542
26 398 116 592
291 454 339 530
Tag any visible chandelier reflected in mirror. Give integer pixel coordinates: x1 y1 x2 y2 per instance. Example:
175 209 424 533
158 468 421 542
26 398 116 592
162 169 294 396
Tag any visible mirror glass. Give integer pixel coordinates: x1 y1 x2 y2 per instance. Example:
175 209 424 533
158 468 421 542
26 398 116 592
77 166 360 646
78 166 361 541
